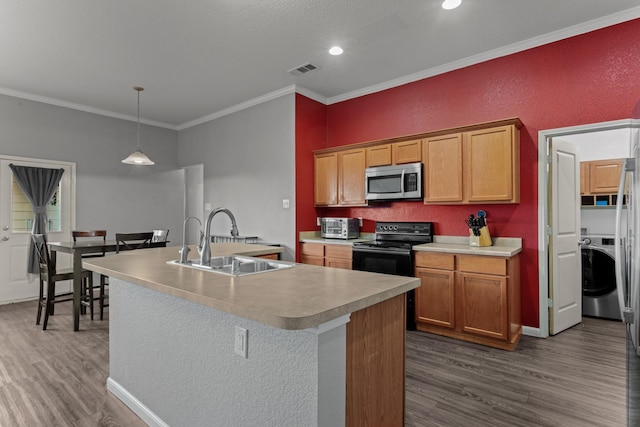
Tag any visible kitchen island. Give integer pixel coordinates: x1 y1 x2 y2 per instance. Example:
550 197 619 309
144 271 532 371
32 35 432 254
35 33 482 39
83 243 419 427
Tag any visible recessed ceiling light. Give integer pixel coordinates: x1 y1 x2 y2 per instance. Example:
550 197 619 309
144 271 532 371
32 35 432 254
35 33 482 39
442 0 461 10
329 46 344 56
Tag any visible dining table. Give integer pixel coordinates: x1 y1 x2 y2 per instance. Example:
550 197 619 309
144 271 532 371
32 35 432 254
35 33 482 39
48 240 168 331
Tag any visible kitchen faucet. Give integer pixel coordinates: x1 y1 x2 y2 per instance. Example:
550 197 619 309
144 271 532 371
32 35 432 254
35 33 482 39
199 207 239 266
179 216 204 264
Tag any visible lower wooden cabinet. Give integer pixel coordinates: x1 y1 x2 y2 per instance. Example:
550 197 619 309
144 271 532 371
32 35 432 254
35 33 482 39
300 242 352 270
414 251 521 350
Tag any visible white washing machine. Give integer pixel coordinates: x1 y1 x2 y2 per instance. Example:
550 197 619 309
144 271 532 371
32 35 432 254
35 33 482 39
581 235 621 320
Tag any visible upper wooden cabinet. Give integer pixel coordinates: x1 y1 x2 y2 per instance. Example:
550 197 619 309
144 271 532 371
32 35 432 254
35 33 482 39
366 140 422 167
423 122 520 204
587 159 623 194
314 148 367 207
314 118 522 207
366 144 392 167
339 148 367 205
464 124 520 203
314 152 338 206
580 162 590 195
423 134 463 203
392 139 422 164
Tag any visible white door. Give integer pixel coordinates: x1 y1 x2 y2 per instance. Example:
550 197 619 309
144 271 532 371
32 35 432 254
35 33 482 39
549 139 582 334
0 157 74 304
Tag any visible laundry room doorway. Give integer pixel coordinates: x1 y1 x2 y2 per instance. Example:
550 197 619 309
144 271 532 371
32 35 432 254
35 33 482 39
538 119 637 338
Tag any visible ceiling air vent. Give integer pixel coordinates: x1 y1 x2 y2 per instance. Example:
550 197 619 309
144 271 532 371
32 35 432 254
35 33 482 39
287 62 319 77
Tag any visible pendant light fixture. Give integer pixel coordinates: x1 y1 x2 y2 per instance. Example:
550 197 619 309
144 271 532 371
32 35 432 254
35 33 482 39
442 0 461 9
122 86 155 165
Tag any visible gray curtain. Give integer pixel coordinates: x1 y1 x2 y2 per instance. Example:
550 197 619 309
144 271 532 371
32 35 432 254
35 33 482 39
9 164 64 274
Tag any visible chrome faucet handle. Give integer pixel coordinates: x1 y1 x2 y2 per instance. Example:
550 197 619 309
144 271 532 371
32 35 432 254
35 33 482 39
179 245 191 264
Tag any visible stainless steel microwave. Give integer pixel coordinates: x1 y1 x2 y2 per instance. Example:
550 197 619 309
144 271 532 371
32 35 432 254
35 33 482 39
365 162 423 201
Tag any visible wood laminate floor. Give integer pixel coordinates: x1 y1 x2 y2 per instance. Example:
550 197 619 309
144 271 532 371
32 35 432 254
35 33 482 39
0 301 627 426
405 317 627 427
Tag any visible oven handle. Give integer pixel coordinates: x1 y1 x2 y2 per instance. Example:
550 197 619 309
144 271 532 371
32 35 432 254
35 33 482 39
352 247 412 256
400 169 405 194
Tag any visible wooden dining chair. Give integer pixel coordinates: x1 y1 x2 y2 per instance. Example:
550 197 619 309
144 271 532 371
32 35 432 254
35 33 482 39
115 232 154 252
102 232 155 318
32 234 94 330
72 230 108 320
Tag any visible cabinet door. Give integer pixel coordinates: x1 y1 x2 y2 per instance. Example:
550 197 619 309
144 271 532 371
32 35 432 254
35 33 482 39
423 134 463 203
589 159 623 193
325 244 352 270
463 125 519 203
457 272 508 340
415 267 455 328
392 139 421 164
314 153 338 206
580 162 590 195
366 144 392 167
338 148 367 205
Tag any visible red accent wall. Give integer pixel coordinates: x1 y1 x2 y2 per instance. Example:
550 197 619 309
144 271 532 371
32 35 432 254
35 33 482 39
295 93 327 260
296 19 640 328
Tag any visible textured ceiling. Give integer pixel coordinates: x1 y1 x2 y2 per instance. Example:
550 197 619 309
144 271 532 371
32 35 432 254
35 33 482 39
1 0 639 129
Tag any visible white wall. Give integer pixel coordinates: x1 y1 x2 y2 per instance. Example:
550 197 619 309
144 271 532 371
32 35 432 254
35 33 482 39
0 94 183 242
178 94 296 260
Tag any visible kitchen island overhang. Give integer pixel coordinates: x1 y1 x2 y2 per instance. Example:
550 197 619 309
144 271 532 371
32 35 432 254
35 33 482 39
83 243 419 427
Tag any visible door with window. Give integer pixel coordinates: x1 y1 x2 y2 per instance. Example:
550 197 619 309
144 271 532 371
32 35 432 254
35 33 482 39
0 157 74 304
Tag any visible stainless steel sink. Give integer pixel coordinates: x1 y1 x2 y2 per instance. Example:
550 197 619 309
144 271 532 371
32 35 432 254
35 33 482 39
168 255 295 277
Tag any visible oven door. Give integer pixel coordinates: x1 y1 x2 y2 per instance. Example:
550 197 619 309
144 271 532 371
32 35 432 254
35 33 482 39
352 246 413 276
352 246 416 330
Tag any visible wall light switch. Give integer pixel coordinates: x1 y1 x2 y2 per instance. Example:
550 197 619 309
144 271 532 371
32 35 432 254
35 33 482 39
282 199 290 209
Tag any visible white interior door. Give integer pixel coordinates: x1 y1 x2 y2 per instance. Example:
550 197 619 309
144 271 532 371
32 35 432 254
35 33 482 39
0 157 74 304
549 139 582 335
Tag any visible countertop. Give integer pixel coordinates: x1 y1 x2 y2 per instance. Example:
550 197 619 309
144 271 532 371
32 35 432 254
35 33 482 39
299 231 375 245
413 236 522 257
83 243 419 330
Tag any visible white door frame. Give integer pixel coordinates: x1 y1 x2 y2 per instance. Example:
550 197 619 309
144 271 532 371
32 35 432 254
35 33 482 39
537 119 640 338
0 154 76 303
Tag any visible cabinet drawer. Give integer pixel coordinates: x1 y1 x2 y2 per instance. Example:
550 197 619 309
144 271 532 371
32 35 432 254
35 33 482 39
300 255 324 266
300 243 325 257
457 255 507 276
325 244 352 260
415 252 454 270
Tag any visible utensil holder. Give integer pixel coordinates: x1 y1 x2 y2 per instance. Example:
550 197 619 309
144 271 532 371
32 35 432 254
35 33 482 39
469 226 492 247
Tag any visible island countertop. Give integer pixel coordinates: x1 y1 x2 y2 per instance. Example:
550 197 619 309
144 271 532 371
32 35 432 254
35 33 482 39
82 243 420 330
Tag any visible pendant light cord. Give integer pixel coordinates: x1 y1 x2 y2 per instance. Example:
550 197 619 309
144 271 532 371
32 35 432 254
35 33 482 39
136 88 141 151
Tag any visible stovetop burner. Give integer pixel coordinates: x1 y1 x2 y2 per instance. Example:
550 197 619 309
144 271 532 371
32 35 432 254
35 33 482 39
353 221 434 249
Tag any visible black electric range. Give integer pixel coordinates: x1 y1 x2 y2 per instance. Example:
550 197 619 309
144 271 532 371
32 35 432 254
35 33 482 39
352 221 433 330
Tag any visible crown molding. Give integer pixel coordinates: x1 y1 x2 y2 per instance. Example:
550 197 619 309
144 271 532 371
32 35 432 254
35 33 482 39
0 86 177 130
2 7 638 130
327 6 640 105
177 85 298 130
294 86 327 105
